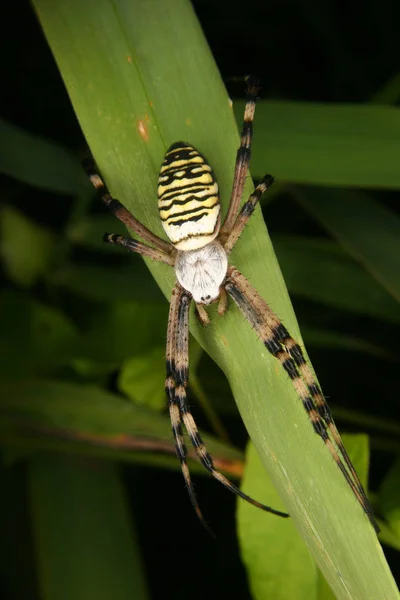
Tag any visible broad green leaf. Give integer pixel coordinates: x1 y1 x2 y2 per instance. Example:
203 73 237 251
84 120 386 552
29 455 149 600
33 1 397 597
0 380 245 473
235 101 400 189
0 117 87 195
118 345 166 410
67 213 125 250
301 326 397 363
52 261 162 303
238 435 371 600
294 188 400 303
376 521 400 553
1 206 56 287
0 464 37 600
380 458 400 538
79 301 167 365
273 236 400 322
238 443 317 600
0 292 79 380
371 73 400 105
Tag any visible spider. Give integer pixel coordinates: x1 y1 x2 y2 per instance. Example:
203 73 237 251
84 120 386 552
84 76 378 533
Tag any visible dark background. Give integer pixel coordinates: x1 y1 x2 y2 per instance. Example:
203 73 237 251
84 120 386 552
1 0 399 598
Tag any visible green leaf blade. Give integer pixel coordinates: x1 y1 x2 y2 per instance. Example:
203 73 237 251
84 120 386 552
32 1 399 598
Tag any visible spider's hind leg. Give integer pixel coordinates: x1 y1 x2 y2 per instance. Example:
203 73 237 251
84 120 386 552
225 267 379 533
171 283 289 520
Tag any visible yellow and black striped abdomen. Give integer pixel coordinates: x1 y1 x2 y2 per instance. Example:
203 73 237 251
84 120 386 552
158 142 220 251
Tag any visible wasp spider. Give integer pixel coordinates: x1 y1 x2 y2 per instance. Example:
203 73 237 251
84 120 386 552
84 77 378 533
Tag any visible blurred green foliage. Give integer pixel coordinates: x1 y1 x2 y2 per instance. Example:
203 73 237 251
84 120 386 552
1 0 400 599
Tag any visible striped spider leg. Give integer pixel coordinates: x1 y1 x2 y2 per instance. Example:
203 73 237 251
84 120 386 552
223 268 379 532
85 73 378 533
166 282 288 533
217 77 379 532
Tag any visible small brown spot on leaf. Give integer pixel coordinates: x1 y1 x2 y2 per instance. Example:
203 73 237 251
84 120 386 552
137 119 149 141
220 335 229 347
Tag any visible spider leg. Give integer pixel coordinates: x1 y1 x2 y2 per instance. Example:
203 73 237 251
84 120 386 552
104 233 174 265
195 303 210 326
220 76 260 239
83 158 174 255
217 287 229 316
225 266 379 533
223 175 274 254
166 284 212 535
171 284 289 520
272 324 374 513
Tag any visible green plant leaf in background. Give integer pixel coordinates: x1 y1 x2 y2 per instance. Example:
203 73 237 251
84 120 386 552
118 345 166 410
272 236 400 323
380 458 400 539
0 206 56 287
234 101 400 189
0 291 79 380
31 0 398 598
29 455 149 600
238 435 371 600
0 117 87 195
294 188 400 303
0 380 246 474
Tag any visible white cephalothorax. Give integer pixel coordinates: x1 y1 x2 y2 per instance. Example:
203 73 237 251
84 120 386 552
174 241 228 304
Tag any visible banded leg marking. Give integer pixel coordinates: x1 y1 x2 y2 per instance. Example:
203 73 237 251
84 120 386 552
165 284 211 533
221 76 260 238
104 233 174 265
169 284 288 521
273 324 374 518
225 266 379 532
83 158 173 255
224 174 274 254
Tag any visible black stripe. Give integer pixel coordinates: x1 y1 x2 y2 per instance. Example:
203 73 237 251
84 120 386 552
107 197 124 212
308 383 322 399
273 323 290 341
165 141 192 152
159 181 211 199
164 149 201 165
241 200 256 218
302 397 316 413
166 210 214 227
164 202 219 223
280 356 299 380
241 121 253 142
289 345 306 366
236 146 251 164
264 338 282 356
166 359 174 378
160 167 213 184
160 192 217 212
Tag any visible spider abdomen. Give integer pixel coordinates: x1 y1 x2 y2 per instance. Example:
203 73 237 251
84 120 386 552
158 142 221 251
175 241 228 304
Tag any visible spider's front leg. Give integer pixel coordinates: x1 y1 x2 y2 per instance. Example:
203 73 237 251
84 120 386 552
195 303 210 326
